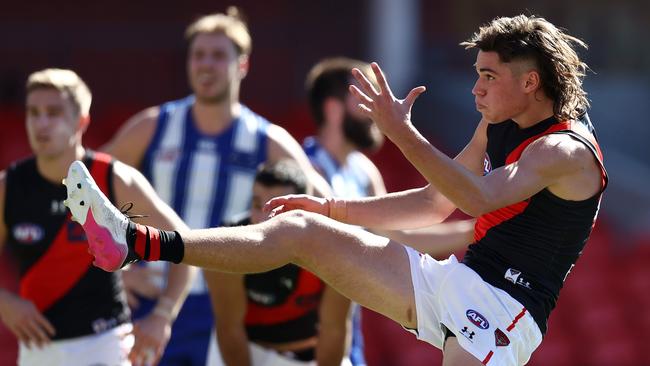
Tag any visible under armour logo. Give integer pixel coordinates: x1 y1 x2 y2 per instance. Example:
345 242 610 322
461 326 475 340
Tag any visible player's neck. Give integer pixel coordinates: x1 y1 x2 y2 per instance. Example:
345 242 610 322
512 98 555 129
36 144 85 184
318 128 354 165
192 99 241 135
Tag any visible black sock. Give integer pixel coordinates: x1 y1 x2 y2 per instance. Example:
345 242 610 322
126 222 184 263
159 229 184 264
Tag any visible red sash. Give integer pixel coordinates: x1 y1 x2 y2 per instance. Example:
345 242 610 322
19 153 113 312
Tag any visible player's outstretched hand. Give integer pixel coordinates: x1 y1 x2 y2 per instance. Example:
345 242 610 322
263 194 329 218
349 62 426 138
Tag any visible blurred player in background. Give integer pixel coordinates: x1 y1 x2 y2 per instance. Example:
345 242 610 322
302 57 386 366
0 68 193 366
102 7 330 366
207 160 351 366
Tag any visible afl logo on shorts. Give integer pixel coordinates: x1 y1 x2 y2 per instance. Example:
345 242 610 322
13 223 44 244
466 309 490 329
483 153 492 175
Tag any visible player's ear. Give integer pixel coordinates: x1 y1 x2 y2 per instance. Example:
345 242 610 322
238 54 249 79
78 114 90 134
523 70 541 94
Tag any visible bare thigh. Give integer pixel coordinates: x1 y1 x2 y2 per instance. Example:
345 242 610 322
183 210 417 328
287 212 417 328
443 337 483 366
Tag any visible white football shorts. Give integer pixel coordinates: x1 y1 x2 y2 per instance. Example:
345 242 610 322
18 323 133 366
404 247 542 365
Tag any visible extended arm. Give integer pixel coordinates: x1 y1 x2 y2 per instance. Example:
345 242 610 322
336 118 487 226
265 124 486 230
377 219 476 258
350 63 599 216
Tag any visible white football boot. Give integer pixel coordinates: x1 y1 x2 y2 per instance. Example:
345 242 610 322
63 160 134 272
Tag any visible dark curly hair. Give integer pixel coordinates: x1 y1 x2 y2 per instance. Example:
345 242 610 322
305 57 372 127
461 15 589 121
255 160 307 195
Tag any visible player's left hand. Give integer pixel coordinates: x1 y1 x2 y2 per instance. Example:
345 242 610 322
263 194 328 217
129 313 171 366
349 62 426 139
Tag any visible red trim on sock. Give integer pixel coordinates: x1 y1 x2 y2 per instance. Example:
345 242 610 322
507 308 527 332
482 351 494 365
148 227 161 261
135 223 147 258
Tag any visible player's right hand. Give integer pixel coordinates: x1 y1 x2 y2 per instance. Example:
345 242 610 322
264 194 329 217
0 292 55 348
349 62 426 139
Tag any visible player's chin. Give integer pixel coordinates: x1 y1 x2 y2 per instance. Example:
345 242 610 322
195 90 226 104
479 112 500 124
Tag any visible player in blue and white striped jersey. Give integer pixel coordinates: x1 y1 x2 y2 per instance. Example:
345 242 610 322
103 7 330 366
303 58 386 366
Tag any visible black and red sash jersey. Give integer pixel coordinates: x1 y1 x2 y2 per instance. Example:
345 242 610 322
244 264 324 344
462 113 608 335
4 150 129 340
229 218 325 344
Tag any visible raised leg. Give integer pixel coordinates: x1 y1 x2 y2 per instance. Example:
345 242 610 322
65 160 417 328
182 211 417 328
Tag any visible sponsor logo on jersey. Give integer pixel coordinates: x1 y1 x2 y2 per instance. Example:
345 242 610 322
51 199 67 215
155 147 181 162
13 223 44 244
248 290 276 305
466 309 490 329
483 153 492 175
280 277 294 290
198 139 217 151
494 328 510 347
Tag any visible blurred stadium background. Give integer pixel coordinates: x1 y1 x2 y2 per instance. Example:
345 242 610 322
1 1 648 365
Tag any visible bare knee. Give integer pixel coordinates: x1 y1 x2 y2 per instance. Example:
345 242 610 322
265 210 328 260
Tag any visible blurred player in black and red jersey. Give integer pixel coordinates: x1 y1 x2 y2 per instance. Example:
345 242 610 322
0 69 194 366
207 160 352 365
